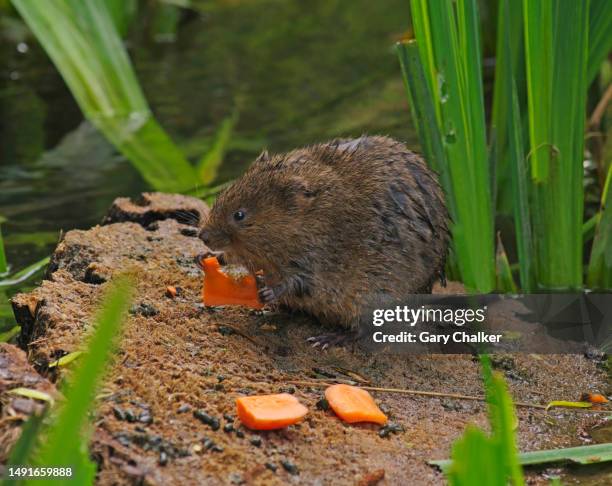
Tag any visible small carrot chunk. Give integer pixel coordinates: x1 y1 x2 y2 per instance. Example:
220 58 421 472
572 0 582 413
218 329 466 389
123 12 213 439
325 384 388 425
583 393 609 404
202 257 263 309
236 393 308 430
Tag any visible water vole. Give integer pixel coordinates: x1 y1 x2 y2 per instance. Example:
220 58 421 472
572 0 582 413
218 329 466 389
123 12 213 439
200 135 450 347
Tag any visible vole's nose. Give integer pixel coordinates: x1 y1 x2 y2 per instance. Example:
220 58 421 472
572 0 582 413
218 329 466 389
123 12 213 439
199 229 211 246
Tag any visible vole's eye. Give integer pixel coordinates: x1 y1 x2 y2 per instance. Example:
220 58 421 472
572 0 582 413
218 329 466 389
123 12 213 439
233 210 246 222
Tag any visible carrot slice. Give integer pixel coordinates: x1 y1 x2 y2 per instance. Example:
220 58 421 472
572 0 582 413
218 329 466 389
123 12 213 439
325 384 388 425
582 393 609 404
236 393 308 430
202 257 263 309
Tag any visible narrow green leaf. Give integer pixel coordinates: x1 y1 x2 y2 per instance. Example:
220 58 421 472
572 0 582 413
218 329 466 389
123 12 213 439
441 356 524 484
396 41 456 218
496 234 518 293
0 256 50 288
490 0 525 216
7 388 54 405
482 355 525 486
545 401 592 411
106 0 137 37
409 0 439 115
29 273 135 485
587 0 612 84
0 325 20 343
496 0 534 291
11 0 198 192
588 165 612 289
0 217 7 276
432 442 612 472
524 0 589 289
3 411 46 484
48 350 83 368
582 212 600 244
408 0 495 292
151 1 180 42
196 109 239 185
396 39 461 280
523 0 553 183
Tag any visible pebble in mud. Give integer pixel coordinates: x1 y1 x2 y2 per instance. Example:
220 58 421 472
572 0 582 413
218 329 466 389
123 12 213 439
201 437 223 452
159 451 168 466
129 303 159 317
138 411 153 424
124 409 137 422
265 463 277 473
113 406 126 421
281 459 299 475
115 431 189 460
229 472 244 484
113 406 139 423
223 423 234 433
193 409 220 430
315 398 330 411
250 436 262 447
378 423 404 438
177 404 191 413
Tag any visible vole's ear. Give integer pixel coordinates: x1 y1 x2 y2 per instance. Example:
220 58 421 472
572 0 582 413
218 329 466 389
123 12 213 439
255 150 269 163
317 137 367 164
286 176 317 208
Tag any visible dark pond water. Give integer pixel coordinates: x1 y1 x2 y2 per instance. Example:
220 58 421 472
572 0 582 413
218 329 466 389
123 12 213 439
0 0 417 330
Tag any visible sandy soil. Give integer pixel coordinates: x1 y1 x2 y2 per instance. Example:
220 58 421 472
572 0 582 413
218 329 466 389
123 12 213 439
1 192 609 485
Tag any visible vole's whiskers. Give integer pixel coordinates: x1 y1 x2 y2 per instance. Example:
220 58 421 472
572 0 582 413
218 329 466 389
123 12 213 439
173 210 201 227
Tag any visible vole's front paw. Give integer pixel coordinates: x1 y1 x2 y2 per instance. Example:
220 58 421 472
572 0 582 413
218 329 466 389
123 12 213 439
258 286 278 305
196 251 226 269
306 332 358 350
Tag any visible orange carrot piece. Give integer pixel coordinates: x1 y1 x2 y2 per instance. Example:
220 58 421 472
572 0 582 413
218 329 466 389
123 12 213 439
202 257 263 309
236 393 308 430
583 393 609 404
325 384 388 425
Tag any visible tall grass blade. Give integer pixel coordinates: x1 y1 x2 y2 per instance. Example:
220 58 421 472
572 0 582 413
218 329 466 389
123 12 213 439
397 40 459 277
0 215 7 275
522 0 553 183
490 0 525 215
106 0 137 37
11 0 197 193
523 0 589 289
587 0 612 84
396 41 456 219
8 274 135 485
549 0 589 288
495 234 518 293
442 356 524 485
36 274 133 483
0 256 50 288
587 166 612 289
408 0 495 292
480 355 524 485
493 0 534 291
196 109 239 185
0 325 20 342
3 411 45 486
409 0 438 116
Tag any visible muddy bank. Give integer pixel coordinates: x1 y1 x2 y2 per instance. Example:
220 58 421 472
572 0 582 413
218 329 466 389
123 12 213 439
1 193 610 485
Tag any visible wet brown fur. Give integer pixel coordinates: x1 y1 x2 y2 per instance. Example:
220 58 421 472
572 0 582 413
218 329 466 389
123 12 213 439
200 136 450 330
